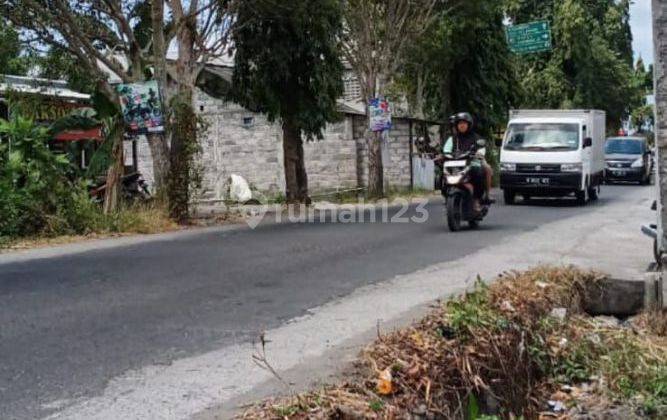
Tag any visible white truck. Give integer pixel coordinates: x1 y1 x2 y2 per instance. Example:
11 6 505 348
499 109 606 205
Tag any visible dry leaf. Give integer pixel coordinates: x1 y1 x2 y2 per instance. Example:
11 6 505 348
376 368 393 395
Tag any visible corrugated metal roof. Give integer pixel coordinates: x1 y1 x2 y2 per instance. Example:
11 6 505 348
0 74 90 101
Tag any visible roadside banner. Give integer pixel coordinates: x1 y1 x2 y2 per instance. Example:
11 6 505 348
369 98 392 132
116 80 165 134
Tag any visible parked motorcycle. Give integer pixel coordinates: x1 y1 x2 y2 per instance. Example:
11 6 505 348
90 172 152 204
441 139 491 231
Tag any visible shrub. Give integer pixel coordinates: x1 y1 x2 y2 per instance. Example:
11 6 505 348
0 117 101 238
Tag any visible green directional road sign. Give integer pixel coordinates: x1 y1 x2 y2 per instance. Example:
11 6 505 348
506 20 552 54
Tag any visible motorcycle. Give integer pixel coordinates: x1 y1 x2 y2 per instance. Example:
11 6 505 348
641 200 662 266
90 172 152 204
441 139 491 231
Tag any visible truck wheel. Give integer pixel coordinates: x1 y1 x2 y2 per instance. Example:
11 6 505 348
503 190 516 205
575 188 589 205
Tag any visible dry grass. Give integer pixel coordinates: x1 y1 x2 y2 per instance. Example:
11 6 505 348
238 267 667 419
0 204 181 252
631 309 667 337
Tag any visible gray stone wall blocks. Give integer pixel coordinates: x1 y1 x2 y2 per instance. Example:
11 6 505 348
137 90 416 200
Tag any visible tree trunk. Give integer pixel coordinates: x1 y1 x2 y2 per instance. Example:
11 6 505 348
282 119 309 203
440 70 452 121
148 0 171 199
367 130 384 198
295 133 310 204
146 133 170 196
365 74 385 199
103 125 124 214
167 13 198 223
414 65 426 120
168 100 196 222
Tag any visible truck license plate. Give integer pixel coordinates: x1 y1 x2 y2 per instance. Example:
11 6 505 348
526 177 550 185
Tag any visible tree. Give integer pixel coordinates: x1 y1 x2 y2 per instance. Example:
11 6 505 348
233 0 344 203
342 0 440 198
37 47 97 94
162 0 235 220
629 59 655 137
5 0 155 212
506 0 639 131
400 1 517 134
5 0 234 219
0 21 31 76
632 104 654 134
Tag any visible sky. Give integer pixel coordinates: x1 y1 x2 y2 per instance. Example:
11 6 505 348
630 0 654 65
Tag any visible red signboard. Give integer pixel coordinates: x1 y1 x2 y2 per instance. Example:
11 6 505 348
53 127 104 142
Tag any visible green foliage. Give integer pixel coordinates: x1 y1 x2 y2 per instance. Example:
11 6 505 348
446 279 508 338
0 117 100 238
401 1 518 134
37 47 97 94
531 317 667 414
631 104 654 135
47 107 118 180
368 399 384 412
272 404 301 417
629 59 655 136
0 21 31 75
232 0 344 140
0 116 173 241
506 0 639 130
466 394 481 419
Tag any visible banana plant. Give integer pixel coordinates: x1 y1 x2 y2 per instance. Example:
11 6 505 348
49 106 124 213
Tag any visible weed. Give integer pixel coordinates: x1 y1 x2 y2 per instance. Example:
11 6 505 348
369 399 384 412
272 404 300 417
446 279 507 338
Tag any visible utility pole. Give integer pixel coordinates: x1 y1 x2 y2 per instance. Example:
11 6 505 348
654 1 667 262
650 1 667 310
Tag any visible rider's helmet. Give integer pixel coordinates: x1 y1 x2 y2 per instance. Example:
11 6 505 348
452 112 474 128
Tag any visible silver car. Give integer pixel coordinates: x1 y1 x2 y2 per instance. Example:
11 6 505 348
604 137 652 184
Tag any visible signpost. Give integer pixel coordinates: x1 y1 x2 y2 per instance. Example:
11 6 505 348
369 98 392 132
506 20 552 54
116 80 165 134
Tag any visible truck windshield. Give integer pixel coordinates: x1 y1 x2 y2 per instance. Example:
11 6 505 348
605 138 643 155
504 123 580 151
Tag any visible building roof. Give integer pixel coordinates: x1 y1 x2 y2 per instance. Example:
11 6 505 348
337 99 365 116
0 75 90 101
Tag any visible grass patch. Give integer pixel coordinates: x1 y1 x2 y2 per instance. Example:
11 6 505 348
0 202 179 251
100 203 178 234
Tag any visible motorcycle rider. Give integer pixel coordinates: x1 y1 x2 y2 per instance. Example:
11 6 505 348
442 112 493 211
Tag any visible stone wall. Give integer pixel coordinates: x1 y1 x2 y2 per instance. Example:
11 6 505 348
352 115 414 191
124 136 157 188
303 118 359 194
135 89 417 201
196 94 284 200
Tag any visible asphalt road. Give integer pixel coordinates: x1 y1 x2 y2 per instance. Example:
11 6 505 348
0 186 646 420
